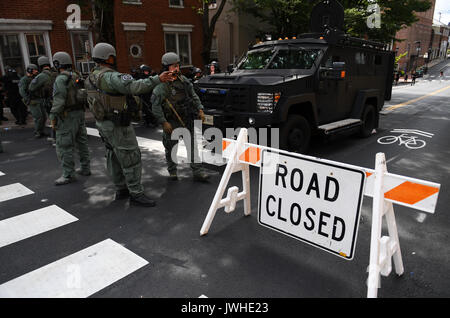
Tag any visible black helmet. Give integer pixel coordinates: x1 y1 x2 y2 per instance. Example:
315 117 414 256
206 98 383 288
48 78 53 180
140 64 152 72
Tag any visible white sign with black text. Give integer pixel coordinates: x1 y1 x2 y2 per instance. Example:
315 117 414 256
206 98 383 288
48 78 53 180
258 149 366 260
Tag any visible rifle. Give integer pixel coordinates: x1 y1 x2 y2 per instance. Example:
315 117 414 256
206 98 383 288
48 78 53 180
165 98 185 127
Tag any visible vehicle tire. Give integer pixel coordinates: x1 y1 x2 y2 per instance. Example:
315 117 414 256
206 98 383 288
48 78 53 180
359 104 376 138
280 115 311 154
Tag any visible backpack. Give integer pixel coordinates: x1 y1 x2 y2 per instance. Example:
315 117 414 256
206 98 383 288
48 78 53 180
60 71 87 108
41 69 58 99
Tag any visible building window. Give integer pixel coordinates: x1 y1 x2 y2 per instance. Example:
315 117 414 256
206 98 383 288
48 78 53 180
70 31 94 74
0 34 24 75
129 44 142 58
169 0 184 8
210 36 218 60
209 0 217 9
26 34 46 66
164 32 191 66
122 0 142 4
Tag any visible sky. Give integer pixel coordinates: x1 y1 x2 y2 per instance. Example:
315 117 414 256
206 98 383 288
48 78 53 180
434 0 450 24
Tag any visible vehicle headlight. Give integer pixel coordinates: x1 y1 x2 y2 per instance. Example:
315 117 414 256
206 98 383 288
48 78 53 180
256 92 281 113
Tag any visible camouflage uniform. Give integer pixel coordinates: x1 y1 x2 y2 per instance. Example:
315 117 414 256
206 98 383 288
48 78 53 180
151 75 206 178
28 71 51 137
50 70 91 184
86 65 161 198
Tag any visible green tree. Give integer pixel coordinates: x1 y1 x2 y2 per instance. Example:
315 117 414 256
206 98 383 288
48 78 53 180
232 0 316 39
233 0 432 44
343 0 432 43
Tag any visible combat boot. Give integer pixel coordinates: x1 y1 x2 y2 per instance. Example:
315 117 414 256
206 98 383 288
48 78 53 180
115 188 130 200
54 175 76 186
193 170 210 182
168 170 178 181
129 193 156 207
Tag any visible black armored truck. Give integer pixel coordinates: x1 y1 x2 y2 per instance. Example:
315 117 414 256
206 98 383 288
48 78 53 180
196 0 394 153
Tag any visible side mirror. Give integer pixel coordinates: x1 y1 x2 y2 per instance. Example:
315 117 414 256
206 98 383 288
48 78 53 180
320 61 346 80
226 64 234 73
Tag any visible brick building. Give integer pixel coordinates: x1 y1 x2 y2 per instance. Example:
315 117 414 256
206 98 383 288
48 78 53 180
0 0 204 76
393 0 437 73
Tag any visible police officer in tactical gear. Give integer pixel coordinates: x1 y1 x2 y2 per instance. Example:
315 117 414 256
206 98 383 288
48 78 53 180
20 64 49 138
151 52 209 182
50 51 91 185
29 56 59 144
0 65 28 125
86 42 173 207
137 64 158 127
207 61 220 75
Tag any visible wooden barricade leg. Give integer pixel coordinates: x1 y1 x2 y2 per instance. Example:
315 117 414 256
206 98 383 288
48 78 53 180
200 129 251 236
367 153 404 298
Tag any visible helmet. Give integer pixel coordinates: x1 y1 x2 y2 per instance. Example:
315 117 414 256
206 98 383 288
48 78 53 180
161 52 180 66
26 64 38 74
92 42 116 61
140 64 151 72
52 52 72 69
37 56 51 68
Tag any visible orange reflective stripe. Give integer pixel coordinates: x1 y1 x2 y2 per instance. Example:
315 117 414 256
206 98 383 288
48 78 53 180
239 147 261 165
384 181 439 205
222 140 231 151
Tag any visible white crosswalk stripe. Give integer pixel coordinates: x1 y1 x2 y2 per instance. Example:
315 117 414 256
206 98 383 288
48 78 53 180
0 205 78 248
0 177 149 297
0 171 5 176
0 239 148 298
0 183 34 203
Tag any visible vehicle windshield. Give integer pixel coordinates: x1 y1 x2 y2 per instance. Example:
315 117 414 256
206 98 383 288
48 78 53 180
238 47 321 70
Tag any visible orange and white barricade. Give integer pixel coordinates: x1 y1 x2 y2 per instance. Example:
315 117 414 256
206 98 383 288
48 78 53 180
200 128 441 298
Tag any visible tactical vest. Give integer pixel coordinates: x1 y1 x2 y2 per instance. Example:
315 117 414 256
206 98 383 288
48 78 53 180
86 67 127 121
164 77 191 120
60 71 87 110
41 69 58 99
29 69 57 100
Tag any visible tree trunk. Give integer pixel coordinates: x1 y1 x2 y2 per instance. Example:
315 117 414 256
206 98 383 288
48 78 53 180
201 0 228 66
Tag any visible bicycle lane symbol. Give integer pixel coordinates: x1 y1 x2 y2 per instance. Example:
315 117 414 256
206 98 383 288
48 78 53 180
377 129 433 150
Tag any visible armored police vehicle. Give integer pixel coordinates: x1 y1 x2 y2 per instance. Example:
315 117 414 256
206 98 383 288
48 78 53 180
196 0 394 153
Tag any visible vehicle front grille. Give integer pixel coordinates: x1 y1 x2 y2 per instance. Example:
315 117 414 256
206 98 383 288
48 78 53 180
199 87 252 112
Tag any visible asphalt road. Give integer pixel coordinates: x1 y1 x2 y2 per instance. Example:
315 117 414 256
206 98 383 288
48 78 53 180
0 60 449 301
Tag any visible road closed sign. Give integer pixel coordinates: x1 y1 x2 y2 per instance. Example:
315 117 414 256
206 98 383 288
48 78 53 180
258 149 366 260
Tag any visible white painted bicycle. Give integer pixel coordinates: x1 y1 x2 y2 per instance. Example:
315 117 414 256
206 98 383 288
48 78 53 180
377 129 433 150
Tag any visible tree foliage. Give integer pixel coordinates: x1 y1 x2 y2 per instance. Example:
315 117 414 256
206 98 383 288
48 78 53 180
232 0 432 44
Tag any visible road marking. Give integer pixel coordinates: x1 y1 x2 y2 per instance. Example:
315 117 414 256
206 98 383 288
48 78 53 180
385 84 450 111
0 239 149 298
0 171 4 176
0 205 78 248
0 183 34 203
